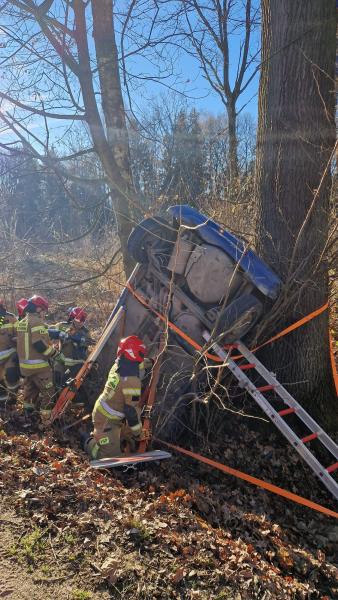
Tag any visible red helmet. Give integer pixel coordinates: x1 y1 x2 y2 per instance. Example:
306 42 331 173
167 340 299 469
28 295 49 311
117 335 146 362
67 306 87 322
16 298 28 317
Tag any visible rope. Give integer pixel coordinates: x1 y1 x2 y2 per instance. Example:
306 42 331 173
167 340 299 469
157 440 338 519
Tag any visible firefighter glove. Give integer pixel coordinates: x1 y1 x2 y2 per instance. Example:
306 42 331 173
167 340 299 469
52 351 66 364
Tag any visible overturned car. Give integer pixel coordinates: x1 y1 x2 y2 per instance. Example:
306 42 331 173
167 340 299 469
95 205 281 437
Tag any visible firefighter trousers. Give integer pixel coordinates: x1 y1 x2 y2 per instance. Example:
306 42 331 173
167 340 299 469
23 369 56 417
0 353 20 401
54 361 83 389
86 421 122 460
89 399 142 460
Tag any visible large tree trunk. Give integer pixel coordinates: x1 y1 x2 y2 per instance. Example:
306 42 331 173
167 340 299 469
255 0 337 427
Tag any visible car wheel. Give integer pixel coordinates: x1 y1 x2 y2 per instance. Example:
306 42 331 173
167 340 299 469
213 293 263 343
127 217 177 265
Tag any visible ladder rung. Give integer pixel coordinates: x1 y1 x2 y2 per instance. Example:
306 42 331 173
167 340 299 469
301 432 318 443
279 407 296 416
239 363 256 371
257 385 275 392
327 462 338 474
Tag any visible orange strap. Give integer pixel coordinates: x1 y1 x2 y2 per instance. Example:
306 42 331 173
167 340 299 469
329 331 338 396
249 302 329 354
139 334 166 453
126 283 224 362
232 302 338 397
158 440 338 519
127 284 337 394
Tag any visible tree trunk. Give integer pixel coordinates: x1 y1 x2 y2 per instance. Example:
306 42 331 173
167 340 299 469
73 0 138 276
91 0 140 276
255 0 337 427
227 99 239 184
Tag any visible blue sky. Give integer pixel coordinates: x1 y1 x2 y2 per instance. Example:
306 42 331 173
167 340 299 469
0 0 260 148
116 0 261 122
162 50 259 119
128 48 259 120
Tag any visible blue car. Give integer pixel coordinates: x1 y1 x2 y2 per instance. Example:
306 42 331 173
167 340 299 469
125 205 281 347
104 205 281 436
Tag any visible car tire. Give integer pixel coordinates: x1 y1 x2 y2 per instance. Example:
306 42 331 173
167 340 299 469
127 216 177 264
213 293 263 342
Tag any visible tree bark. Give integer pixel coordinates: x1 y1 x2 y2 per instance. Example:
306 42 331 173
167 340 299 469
92 0 140 275
73 0 137 276
227 98 239 182
255 0 337 426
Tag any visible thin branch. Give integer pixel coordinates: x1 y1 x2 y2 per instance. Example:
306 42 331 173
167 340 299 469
0 91 84 120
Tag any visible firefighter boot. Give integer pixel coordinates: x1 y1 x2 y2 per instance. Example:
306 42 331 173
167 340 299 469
39 409 52 429
0 378 9 404
22 402 38 427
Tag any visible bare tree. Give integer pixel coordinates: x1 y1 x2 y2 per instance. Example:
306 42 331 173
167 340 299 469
0 1 180 274
178 0 260 184
255 0 337 425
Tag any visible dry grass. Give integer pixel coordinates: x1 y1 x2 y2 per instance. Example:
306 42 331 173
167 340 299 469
0 230 124 330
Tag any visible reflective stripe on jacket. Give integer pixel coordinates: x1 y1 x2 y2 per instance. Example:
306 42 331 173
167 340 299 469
0 347 17 363
95 399 125 420
0 312 16 355
17 313 53 375
64 357 84 367
93 362 142 424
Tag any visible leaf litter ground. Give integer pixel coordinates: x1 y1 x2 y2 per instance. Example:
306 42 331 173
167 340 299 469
0 411 337 600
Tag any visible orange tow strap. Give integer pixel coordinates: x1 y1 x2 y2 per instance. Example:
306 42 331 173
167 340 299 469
127 284 337 395
232 301 338 397
126 283 224 362
244 301 329 354
157 440 338 519
231 302 329 359
139 334 166 453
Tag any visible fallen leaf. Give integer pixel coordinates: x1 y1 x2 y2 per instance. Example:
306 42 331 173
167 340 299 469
171 567 185 584
100 557 120 584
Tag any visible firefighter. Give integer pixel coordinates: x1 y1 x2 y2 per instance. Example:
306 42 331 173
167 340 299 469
16 295 61 424
0 299 20 405
85 336 146 460
48 307 91 391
